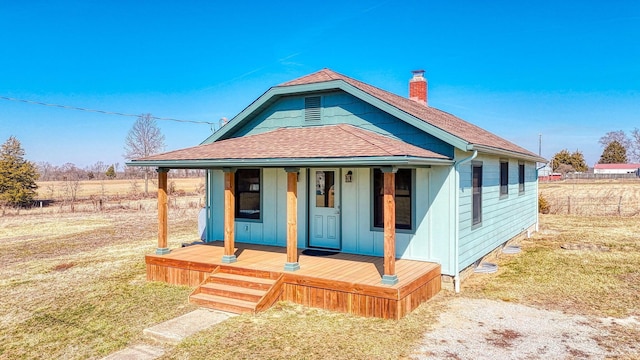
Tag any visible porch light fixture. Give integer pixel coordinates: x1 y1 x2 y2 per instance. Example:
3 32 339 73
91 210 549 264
345 170 353 183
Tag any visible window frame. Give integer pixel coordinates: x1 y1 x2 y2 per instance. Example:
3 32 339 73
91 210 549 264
372 168 414 231
472 161 483 227
234 168 262 221
518 162 525 194
499 159 509 198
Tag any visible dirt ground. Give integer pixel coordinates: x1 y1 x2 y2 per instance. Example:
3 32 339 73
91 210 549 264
409 295 639 359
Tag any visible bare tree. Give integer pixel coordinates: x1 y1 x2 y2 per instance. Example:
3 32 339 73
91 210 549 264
123 114 165 196
630 128 640 163
60 163 81 212
599 130 631 150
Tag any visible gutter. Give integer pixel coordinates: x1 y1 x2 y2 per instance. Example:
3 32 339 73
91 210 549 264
468 144 546 163
126 156 454 169
453 150 477 293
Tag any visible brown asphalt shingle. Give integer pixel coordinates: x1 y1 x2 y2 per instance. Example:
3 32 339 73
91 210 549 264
140 124 449 161
281 69 538 158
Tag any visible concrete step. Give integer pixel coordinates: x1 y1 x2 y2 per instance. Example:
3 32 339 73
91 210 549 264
142 308 233 345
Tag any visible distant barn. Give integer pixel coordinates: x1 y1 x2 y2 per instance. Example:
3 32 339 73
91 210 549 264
593 163 640 175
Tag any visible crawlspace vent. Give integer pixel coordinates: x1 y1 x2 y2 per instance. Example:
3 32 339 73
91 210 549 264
304 96 321 121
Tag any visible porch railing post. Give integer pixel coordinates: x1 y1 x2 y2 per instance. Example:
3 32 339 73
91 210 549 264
381 167 399 285
284 168 300 271
222 168 237 263
156 168 170 255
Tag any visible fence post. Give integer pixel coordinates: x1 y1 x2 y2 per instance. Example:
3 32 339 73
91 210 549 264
618 196 622 216
567 196 571 215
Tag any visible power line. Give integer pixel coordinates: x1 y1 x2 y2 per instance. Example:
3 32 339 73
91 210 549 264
0 95 215 125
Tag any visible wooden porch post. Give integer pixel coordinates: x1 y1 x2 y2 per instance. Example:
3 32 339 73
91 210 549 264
222 168 237 263
156 168 170 255
284 168 300 271
382 167 399 285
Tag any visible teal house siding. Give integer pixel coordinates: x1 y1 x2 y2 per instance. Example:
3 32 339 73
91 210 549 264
229 91 454 158
457 154 538 271
206 165 450 264
205 168 308 248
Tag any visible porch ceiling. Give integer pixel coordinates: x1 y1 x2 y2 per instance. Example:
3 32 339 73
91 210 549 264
128 124 453 169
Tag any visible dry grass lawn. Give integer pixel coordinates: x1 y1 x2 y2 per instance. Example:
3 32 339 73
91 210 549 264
0 208 200 359
462 214 640 357
36 177 204 199
540 179 640 216
1 180 638 359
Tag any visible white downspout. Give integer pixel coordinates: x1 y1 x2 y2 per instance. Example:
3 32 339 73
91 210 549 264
453 150 477 293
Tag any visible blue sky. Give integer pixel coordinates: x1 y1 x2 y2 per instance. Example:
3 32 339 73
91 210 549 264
1 0 639 168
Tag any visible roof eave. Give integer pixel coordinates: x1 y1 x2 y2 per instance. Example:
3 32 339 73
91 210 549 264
126 156 453 169
467 144 546 163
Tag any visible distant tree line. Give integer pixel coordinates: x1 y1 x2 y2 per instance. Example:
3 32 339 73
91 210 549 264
36 162 205 182
550 129 640 175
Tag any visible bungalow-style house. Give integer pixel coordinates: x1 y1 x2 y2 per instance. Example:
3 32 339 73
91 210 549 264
129 69 545 319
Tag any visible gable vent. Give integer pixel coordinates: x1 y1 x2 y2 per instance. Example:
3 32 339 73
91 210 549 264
304 96 321 121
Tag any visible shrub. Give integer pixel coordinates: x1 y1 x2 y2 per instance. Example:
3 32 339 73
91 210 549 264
539 193 550 214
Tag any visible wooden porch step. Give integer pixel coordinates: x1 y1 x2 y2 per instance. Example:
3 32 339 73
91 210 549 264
189 270 281 315
208 272 276 290
199 283 267 302
190 293 257 314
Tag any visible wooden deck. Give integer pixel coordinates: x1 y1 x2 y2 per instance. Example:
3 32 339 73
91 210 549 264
146 242 441 319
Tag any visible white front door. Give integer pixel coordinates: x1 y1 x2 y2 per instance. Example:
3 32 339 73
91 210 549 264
308 169 341 249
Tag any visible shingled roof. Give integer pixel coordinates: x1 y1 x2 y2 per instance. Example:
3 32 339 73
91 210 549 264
135 124 450 167
281 69 539 159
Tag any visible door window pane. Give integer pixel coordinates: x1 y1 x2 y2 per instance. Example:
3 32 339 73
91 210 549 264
315 171 335 208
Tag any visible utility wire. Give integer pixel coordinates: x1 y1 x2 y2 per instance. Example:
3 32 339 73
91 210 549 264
0 95 215 125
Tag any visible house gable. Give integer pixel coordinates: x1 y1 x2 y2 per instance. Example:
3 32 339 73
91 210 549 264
202 69 545 164
227 90 455 159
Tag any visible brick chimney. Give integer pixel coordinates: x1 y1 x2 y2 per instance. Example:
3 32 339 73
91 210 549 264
409 70 427 106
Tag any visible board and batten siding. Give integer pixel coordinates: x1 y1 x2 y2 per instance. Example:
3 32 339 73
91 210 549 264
230 91 454 158
340 167 448 262
457 153 538 271
206 166 455 264
205 169 308 247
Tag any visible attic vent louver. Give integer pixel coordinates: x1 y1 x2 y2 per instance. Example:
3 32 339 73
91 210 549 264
304 96 321 121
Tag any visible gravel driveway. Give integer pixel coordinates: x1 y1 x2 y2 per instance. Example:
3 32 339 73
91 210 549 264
409 297 628 359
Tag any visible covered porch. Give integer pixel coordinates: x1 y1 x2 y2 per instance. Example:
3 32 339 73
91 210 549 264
130 124 451 318
146 241 441 319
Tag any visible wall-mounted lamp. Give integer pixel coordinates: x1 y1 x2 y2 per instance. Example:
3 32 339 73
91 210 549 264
345 170 353 183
